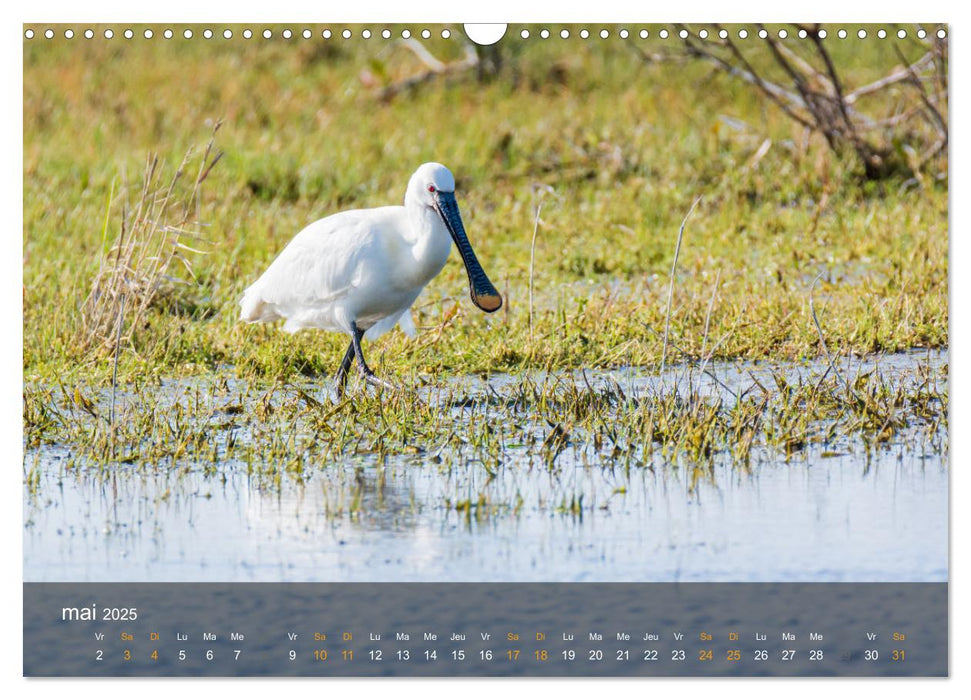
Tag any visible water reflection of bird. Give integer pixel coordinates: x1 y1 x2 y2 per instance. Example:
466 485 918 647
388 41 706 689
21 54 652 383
240 163 501 396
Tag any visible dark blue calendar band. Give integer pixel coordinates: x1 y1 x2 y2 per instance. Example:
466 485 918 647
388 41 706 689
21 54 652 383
23 582 947 677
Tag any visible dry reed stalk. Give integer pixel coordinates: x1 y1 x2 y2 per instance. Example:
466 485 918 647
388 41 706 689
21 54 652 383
660 196 701 376
528 202 543 344
809 271 851 395
78 123 222 359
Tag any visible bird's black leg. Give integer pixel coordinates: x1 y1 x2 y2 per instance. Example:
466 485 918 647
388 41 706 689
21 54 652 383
350 322 396 391
333 341 355 398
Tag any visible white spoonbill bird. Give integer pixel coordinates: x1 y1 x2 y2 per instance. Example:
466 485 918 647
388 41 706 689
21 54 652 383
239 162 502 395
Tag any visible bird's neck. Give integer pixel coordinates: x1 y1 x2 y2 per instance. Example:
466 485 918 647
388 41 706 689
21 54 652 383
404 200 452 284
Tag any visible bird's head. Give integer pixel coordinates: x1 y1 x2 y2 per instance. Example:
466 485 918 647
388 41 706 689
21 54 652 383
407 161 457 206
406 162 502 314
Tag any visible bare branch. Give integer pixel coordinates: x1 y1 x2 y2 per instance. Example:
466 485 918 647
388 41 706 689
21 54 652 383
845 52 934 104
400 38 447 72
376 41 479 101
894 43 948 141
808 32 864 147
679 26 815 129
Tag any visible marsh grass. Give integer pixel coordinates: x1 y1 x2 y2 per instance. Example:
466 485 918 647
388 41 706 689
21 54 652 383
22 26 948 511
77 125 222 360
23 351 948 512
23 27 947 387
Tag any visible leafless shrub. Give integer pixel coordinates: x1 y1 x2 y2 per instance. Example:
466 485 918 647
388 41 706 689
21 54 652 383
663 24 948 180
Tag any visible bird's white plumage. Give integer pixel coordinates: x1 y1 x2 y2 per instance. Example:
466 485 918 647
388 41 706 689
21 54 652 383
239 163 458 341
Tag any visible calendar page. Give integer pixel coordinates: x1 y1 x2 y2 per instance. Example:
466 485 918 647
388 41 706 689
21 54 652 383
22 21 948 677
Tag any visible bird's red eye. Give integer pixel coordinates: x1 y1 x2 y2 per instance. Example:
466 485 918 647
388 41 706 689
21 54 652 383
427 185 436 192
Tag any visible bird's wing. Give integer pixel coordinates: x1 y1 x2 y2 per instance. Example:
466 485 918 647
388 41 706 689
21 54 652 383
243 208 398 314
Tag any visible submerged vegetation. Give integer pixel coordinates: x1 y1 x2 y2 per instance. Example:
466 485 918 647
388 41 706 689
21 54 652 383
23 351 948 514
23 25 948 511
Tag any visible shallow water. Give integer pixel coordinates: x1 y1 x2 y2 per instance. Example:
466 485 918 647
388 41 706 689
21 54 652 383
23 351 948 583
